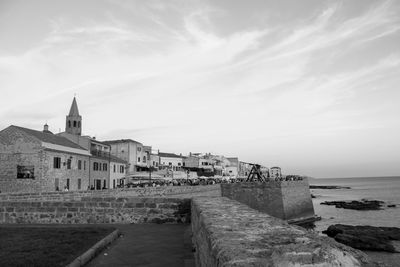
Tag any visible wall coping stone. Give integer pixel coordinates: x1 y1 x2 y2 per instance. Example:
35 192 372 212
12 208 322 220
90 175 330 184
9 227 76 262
191 197 377 267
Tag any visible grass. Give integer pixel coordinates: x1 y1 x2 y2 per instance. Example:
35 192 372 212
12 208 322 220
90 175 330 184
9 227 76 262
0 225 115 267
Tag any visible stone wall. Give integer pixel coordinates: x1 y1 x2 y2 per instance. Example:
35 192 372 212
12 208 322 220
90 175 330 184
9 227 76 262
0 197 190 224
0 184 221 202
191 197 375 267
221 180 315 221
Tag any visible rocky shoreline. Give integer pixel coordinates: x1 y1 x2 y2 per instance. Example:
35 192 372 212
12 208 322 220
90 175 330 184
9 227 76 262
320 199 396 210
323 224 400 253
310 185 351 189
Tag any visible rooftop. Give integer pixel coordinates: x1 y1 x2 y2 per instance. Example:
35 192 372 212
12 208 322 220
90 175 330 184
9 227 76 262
103 139 142 145
158 152 184 158
7 125 86 150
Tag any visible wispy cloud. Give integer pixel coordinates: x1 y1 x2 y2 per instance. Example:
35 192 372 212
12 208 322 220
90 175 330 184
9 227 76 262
1 0 400 177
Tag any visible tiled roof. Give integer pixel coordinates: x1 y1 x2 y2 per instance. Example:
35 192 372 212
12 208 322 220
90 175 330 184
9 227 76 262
103 139 142 144
11 125 86 150
158 152 183 158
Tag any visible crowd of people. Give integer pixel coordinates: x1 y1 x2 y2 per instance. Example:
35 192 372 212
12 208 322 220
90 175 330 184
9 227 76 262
119 175 304 188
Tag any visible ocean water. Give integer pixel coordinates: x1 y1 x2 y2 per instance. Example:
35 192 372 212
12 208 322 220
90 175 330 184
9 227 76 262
310 176 400 266
310 176 400 232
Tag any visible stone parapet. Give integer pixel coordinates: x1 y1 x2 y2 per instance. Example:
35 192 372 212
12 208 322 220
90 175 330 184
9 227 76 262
191 197 376 267
221 180 314 221
0 197 190 224
0 184 221 202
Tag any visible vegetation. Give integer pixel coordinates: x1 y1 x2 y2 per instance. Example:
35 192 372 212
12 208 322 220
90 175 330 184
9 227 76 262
0 225 115 267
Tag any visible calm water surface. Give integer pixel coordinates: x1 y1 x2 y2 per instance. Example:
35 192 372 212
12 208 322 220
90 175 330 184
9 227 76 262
311 176 400 232
310 176 400 267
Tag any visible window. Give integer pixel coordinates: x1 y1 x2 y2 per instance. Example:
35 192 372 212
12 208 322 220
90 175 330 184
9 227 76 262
68 121 71 128
138 157 140 162
17 165 35 179
78 160 82 170
73 121 77 127
143 156 146 163
137 147 141 152
78 121 81 127
103 163 107 171
169 162 172 166
93 162 99 171
178 162 181 166
113 164 116 173
84 161 86 170
66 178 70 190
78 179 81 190
53 157 61 169
120 165 124 173
67 158 71 169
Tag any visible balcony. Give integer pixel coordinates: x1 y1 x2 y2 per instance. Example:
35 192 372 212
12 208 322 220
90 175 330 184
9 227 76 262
90 149 111 159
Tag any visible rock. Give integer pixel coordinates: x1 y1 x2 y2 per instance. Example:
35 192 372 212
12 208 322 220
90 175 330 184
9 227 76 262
310 185 351 189
320 200 384 210
323 224 400 252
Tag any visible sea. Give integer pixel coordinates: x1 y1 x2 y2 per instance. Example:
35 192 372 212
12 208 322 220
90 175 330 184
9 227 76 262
310 176 400 266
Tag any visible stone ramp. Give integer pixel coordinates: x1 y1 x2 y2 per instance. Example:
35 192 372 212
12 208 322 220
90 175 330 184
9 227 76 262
86 224 195 267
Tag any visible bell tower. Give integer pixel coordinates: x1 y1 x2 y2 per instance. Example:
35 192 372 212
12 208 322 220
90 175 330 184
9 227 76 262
65 97 82 135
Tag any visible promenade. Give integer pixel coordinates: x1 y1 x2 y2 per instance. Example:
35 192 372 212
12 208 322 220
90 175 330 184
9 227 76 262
87 224 195 267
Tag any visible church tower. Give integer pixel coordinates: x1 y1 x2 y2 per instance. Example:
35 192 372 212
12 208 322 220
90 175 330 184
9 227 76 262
65 97 82 135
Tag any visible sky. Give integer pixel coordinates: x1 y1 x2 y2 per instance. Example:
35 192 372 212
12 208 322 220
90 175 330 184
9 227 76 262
0 0 399 178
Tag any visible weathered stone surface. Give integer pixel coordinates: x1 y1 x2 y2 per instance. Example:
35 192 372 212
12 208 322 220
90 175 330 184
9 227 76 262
0 197 191 224
323 224 400 252
0 184 221 202
192 197 377 267
321 200 384 210
221 180 315 221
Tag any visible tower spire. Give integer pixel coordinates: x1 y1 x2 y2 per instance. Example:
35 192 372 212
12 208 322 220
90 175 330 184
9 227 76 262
65 97 82 135
68 97 80 116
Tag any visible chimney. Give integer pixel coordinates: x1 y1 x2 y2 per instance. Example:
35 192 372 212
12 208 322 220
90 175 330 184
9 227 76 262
43 123 52 134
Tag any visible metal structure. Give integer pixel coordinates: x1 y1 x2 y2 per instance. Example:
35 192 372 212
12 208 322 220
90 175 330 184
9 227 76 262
243 162 268 182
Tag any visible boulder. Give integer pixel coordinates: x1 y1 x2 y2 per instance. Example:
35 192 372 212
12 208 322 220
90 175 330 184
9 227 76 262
323 224 400 252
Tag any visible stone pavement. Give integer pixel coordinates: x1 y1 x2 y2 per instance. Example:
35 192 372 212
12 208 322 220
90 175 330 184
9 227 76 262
86 224 195 267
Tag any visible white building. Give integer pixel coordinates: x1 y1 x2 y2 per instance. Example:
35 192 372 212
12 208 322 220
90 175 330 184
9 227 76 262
270 166 282 178
158 152 184 171
109 156 127 188
104 139 151 175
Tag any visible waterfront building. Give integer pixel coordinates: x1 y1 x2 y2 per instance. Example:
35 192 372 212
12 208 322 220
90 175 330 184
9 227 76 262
270 166 282 178
150 153 160 170
225 157 239 177
109 155 127 188
158 152 184 171
0 124 91 193
104 139 151 175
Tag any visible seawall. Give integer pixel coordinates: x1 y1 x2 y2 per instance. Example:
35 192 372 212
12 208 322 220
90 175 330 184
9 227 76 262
191 197 374 267
221 180 315 221
0 184 221 202
0 197 190 224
